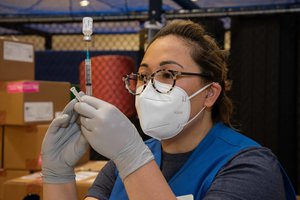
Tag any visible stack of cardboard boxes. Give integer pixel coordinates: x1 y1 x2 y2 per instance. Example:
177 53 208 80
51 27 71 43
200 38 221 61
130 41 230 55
3 161 107 199
0 39 96 199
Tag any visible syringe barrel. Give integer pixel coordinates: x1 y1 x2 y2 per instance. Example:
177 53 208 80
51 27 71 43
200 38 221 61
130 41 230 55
85 58 92 95
82 16 93 95
86 85 92 96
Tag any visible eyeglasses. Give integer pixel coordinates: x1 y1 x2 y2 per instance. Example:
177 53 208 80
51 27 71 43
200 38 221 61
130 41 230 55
122 69 212 95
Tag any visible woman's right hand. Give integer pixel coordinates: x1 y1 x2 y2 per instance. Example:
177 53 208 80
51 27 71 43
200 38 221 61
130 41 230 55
41 97 89 184
74 95 154 180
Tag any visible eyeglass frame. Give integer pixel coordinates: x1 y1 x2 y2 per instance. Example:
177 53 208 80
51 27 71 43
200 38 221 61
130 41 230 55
122 69 213 95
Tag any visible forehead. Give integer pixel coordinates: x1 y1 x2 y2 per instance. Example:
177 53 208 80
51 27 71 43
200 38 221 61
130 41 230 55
140 35 199 71
146 35 190 57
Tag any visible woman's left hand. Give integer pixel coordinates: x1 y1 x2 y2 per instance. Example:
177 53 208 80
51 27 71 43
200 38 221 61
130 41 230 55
42 98 89 184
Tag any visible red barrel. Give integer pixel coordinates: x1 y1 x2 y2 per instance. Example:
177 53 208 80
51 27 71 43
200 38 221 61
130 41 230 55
80 55 136 117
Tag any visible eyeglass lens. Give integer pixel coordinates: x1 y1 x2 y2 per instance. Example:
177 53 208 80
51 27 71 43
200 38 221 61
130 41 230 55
152 70 174 93
124 74 145 95
125 70 175 95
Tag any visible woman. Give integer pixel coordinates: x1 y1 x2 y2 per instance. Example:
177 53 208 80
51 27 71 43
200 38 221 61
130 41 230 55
42 20 296 200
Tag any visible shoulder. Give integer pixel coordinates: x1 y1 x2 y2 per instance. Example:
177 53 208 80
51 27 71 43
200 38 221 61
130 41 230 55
227 146 279 165
220 147 283 180
213 123 260 148
218 147 283 181
205 147 286 199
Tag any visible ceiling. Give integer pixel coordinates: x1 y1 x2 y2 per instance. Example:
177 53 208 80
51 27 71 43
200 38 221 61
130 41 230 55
0 0 299 35
0 0 298 19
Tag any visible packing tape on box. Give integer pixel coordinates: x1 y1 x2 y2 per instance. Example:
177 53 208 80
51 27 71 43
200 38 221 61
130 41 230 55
6 81 39 94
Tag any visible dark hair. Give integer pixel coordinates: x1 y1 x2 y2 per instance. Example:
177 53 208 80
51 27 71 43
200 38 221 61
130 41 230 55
148 20 233 127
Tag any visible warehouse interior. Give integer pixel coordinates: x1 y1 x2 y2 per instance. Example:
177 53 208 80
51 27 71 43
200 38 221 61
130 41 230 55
0 0 300 199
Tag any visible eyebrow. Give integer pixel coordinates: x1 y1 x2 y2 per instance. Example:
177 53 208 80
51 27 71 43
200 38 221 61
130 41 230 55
159 60 184 68
140 63 148 68
139 60 184 69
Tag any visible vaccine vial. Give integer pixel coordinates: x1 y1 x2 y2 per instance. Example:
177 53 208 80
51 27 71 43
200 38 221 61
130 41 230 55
82 17 93 41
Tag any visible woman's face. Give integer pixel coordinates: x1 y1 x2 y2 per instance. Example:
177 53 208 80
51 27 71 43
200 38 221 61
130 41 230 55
139 35 208 120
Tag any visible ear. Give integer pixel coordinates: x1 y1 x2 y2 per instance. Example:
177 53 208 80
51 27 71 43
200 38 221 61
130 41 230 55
204 82 222 108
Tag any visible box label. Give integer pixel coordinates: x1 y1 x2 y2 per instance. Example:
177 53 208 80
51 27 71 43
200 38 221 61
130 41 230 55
24 102 53 122
7 82 39 93
21 173 41 180
3 41 34 63
177 195 194 200
75 171 98 181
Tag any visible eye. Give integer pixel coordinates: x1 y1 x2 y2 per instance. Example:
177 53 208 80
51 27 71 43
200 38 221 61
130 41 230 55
137 75 145 81
154 70 174 83
161 71 173 79
138 72 149 82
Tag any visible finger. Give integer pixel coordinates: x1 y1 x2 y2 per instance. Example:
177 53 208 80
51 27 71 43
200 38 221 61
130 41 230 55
61 122 81 142
70 91 84 122
81 95 111 110
69 112 78 124
76 117 81 126
62 99 77 115
61 91 84 122
74 102 97 118
47 114 70 133
63 92 85 116
79 91 85 96
81 125 93 140
75 134 89 156
63 130 88 166
79 116 93 131
42 114 70 151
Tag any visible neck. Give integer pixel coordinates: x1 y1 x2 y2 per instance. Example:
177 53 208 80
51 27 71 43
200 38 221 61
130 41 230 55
161 110 213 154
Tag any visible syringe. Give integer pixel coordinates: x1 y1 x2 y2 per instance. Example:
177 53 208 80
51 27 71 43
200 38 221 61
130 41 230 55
82 17 93 96
85 48 92 96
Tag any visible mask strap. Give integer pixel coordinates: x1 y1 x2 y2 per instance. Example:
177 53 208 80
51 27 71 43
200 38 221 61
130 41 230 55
189 83 213 100
181 83 213 128
181 106 206 128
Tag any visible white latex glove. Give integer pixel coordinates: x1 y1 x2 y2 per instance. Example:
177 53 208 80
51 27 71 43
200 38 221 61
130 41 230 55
41 96 89 184
74 95 154 180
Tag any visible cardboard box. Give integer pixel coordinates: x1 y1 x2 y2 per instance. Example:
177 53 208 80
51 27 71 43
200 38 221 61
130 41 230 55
77 174 98 200
0 127 2 168
0 80 70 125
4 125 49 170
3 171 98 200
0 39 34 81
3 124 90 170
75 160 107 172
3 173 43 200
0 169 30 200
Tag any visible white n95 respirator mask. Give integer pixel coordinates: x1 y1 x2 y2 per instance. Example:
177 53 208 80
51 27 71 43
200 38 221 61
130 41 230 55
135 81 212 140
